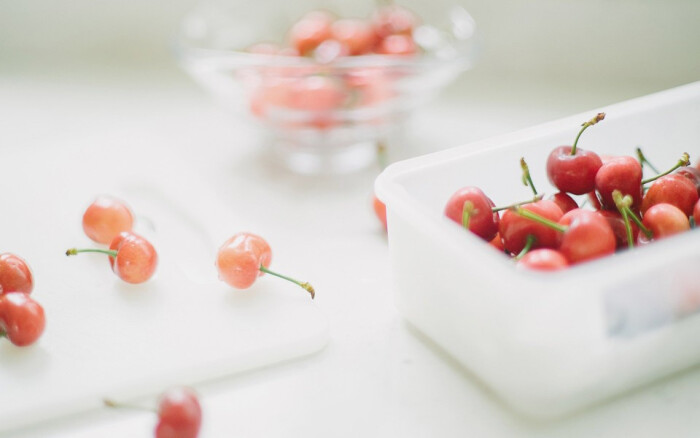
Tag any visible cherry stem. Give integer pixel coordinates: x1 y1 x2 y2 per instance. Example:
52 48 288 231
571 112 605 155
66 248 118 257
623 206 653 239
0 330 5 339
641 152 690 185
259 265 315 299
636 147 660 174
520 158 538 196
492 194 544 213
513 207 568 233
103 398 157 413
514 234 536 260
462 201 474 230
612 190 635 249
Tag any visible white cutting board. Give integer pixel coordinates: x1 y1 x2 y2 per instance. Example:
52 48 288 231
0 142 328 433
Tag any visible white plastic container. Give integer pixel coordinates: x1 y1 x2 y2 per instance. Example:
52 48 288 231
375 81 700 419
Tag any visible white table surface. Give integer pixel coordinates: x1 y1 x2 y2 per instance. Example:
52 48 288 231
2 64 700 437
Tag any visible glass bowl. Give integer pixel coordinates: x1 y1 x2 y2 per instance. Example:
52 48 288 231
174 0 478 174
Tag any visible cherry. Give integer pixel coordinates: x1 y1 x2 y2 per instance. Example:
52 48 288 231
105 387 202 438
371 5 418 39
330 19 376 55
0 291 45 347
642 203 690 239
82 195 134 245
499 200 563 254
0 253 33 295
594 155 643 211
373 195 387 230
516 249 568 271
641 174 698 217
558 209 615 264
66 231 158 284
289 11 334 56
546 113 604 195
694 199 700 225
551 192 578 214
598 210 640 249
216 233 314 299
676 166 700 196
444 186 499 241
155 387 202 438
374 34 417 56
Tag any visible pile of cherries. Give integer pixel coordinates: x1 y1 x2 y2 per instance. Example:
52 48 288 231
246 5 420 127
445 113 700 270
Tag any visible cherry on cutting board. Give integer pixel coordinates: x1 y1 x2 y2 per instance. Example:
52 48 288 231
0 253 34 295
82 195 134 245
216 233 315 299
66 231 158 284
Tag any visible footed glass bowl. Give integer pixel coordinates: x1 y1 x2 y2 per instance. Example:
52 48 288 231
175 0 477 174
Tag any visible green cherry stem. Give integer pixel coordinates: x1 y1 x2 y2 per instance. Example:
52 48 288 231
259 265 315 299
571 112 605 155
492 194 544 213
514 234 537 260
612 190 635 249
641 152 690 185
513 207 567 233
462 200 474 230
520 157 538 196
636 147 660 174
103 399 157 413
623 206 653 239
66 248 118 257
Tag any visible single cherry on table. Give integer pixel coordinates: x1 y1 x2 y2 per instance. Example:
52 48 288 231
105 386 202 438
66 231 158 284
0 291 45 347
216 232 315 299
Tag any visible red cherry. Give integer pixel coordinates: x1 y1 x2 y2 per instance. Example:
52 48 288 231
444 186 499 241
641 174 698 217
289 11 334 55
516 249 568 271
499 200 564 254
546 146 603 195
66 231 158 284
371 5 418 38
331 19 376 55
675 166 700 196
694 199 700 225
558 209 616 264
108 232 158 284
545 113 605 195
594 156 643 210
0 253 33 295
155 387 202 438
598 210 640 249
550 192 578 214
372 195 387 230
0 292 45 347
82 196 134 245
216 233 314 298
642 203 690 239
374 34 417 56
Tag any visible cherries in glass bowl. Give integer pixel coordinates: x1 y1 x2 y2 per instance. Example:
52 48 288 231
175 0 477 174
